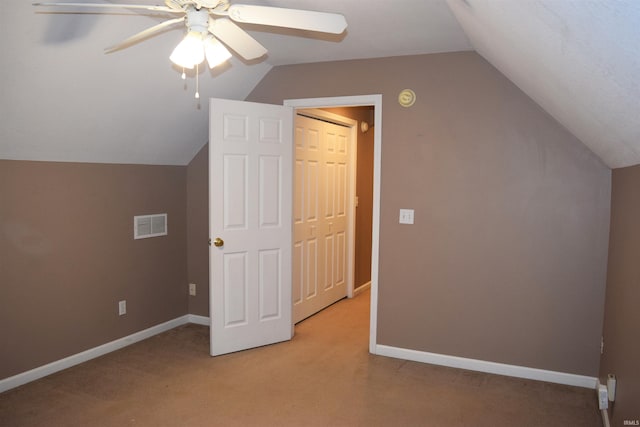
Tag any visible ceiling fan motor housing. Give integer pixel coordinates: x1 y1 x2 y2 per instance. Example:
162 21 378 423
186 6 210 34
165 0 228 11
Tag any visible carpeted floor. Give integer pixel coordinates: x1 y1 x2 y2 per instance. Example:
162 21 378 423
0 290 601 426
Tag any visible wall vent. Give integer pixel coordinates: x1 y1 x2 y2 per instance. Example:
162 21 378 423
134 214 167 239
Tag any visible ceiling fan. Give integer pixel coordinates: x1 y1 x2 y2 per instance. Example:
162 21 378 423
33 0 348 70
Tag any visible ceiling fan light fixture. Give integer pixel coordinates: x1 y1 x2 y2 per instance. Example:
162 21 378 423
35 1 349 84
170 31 205 69
204 36 231 68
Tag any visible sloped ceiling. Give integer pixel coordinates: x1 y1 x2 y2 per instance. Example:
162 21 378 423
447 0 640 169
0 0 273 166
0 0 638 167
0 0 470 165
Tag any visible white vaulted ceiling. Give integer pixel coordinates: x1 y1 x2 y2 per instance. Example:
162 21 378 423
447 0 640 169
0 0 638 167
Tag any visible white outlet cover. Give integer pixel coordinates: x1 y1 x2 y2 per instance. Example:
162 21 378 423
399 209 415 224
118 300 126 316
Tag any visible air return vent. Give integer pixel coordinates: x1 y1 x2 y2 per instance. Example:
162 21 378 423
134 214 167 239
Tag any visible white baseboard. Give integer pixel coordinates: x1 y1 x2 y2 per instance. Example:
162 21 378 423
187 314 210 325
374 344 598 389
353 281 371 297
0 314 209 393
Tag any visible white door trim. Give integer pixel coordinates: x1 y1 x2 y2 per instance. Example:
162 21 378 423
284 95 382 354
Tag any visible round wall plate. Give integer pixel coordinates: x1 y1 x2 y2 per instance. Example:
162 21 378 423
398 89 416 107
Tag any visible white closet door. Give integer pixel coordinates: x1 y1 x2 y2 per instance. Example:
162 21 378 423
293 114 350 323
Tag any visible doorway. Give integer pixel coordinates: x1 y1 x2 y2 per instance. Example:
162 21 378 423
292 107 374 324
207 96 382 356
285 95 382 354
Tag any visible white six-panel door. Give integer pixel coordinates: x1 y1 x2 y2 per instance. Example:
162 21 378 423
209 98 293 356
293 114 350 323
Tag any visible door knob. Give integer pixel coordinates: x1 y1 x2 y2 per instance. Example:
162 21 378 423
213 237 224 247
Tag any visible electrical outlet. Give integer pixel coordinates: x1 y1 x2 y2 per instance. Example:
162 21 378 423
399 209 414 224
607 374 617 402
189 283 196 296
118 300 126 316
598 383 608 410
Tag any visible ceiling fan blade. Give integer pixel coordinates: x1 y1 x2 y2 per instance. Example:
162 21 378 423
33 2 180 13
227 4 347 34
209 18 267 60
105 16 185 53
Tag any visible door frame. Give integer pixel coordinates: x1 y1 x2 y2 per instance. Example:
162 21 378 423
284 95 382 354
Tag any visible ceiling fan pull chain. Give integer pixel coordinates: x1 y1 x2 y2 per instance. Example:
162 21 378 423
195 64 200 99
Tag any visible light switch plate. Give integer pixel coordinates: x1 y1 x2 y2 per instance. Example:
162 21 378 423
399 209 414 224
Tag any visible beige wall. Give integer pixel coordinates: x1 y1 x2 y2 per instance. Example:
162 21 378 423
247 52 611 376
186 145 209 316
1 51 614 383
0 160 188 379
600 165 640 423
